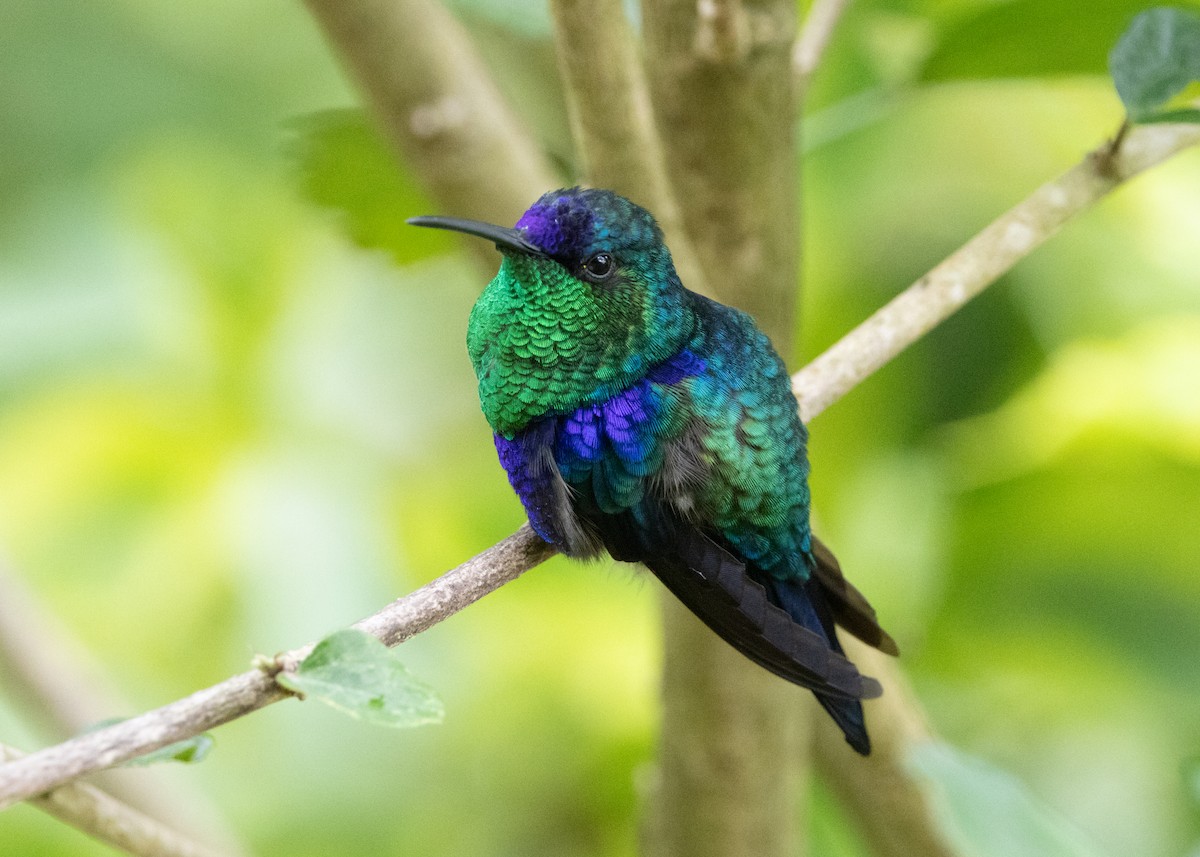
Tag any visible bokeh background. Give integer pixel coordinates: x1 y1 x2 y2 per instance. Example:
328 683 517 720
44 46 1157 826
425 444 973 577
2 1 1199 855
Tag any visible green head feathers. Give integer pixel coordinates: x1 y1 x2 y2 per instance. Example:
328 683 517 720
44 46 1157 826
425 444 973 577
411 188 696 436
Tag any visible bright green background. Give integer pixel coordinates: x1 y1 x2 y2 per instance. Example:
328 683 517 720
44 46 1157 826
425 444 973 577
2 1 1199 856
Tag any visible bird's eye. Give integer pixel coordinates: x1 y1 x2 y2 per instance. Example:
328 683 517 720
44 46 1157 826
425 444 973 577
581 252 615 283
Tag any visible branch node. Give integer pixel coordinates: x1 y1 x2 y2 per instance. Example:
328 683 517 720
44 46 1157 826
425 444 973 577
251 653 282 676
694 0 751 64
1092 118 1131 179
252 652 304 698
409 97 469 140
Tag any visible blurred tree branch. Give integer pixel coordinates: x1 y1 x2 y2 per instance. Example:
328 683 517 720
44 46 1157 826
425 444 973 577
638 1 807 855
793 0 853 97
0 562 249 856
643 0 800 344
811 641 959 857
0 743 232 857
302 0 559 269
547 0 711 299
548 2 805 854
0 564 125 738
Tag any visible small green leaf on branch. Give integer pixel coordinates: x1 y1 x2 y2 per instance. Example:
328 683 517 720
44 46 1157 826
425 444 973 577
83 719 215 766
126 734 215 766
1110 7 1200 123
275 629 445 728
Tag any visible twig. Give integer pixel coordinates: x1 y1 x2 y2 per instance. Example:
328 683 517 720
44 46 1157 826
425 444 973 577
0 743 232 857
1094 118 1132 179
793 0 852 97
2 120 1197 814
792 120 1200 420
0 528 553 809
302 0 559 270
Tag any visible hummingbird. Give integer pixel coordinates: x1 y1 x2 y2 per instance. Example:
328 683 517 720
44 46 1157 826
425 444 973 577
409 188 897 754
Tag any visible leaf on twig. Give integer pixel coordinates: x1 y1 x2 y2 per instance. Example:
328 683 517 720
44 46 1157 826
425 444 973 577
276 629 445 728
83 719 215 766
126 734 215 766
1110 7 1200 123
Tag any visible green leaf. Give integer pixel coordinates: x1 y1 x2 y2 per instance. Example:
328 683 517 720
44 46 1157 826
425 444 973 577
126 734 215 767
276 629 445 728
907 742 1106 857
284 110 450 264
84 719 215 766
1110 6 1200 122
1184 756 1200 808
921 0 1160 82
444 0 552 38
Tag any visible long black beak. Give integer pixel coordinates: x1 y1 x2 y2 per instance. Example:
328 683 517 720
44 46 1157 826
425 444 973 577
406 215 544 256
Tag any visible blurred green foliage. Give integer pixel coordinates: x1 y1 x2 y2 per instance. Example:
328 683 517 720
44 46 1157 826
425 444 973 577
1 1 1199 856
920 0 1180 82
1110 6 1200 122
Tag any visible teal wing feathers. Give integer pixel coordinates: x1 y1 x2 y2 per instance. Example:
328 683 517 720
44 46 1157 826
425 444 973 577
681 298 814 581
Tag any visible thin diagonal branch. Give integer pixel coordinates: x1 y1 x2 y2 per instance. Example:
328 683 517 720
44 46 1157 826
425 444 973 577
0 528 553 810
791 119 1200 852
0 564 126 738
793 0 852 97
0 743 232 857
791 121 1200 418
1 120 1197 813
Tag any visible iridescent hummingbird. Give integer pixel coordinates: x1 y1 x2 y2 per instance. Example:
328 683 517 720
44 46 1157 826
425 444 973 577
410 188 897 754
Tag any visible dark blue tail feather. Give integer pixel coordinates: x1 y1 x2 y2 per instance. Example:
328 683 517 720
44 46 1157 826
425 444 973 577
815 691 870 756
591 494 880 753
768 576 871 755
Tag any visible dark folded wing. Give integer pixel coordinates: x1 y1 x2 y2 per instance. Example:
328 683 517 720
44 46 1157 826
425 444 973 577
597 500 881 701
810 537 900 657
